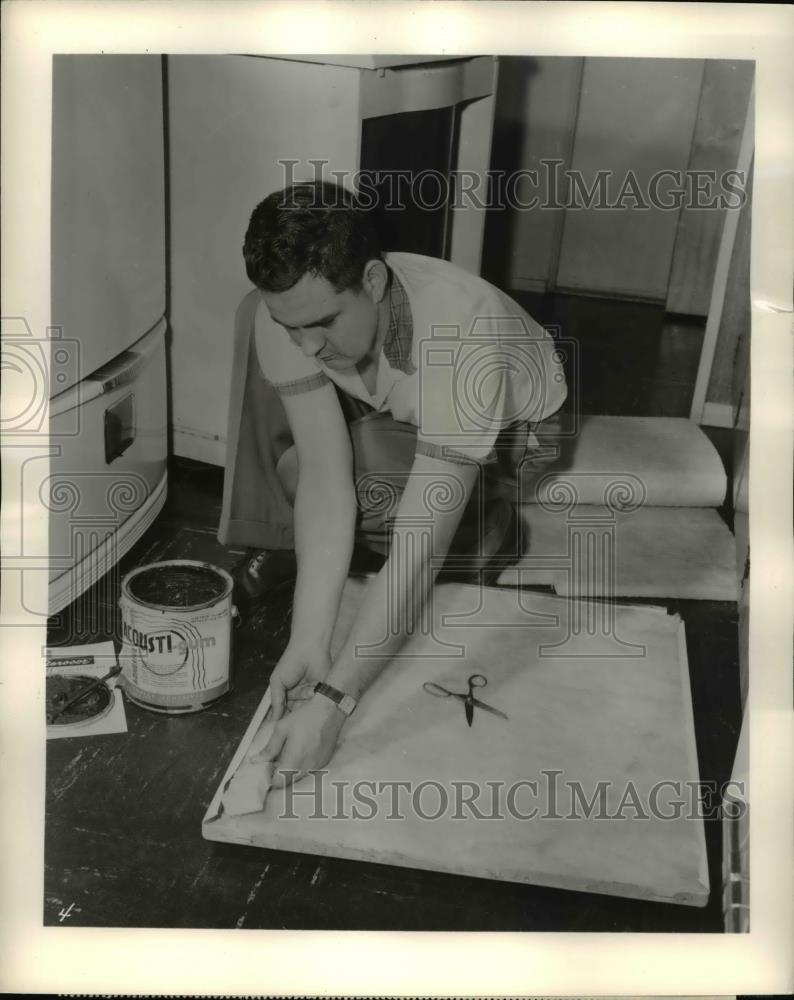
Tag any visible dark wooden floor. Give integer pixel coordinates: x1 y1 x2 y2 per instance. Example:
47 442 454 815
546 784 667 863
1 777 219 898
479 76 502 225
516 290 712 421
45 294 742 931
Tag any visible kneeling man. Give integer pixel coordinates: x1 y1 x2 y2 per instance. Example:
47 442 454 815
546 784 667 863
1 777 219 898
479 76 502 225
227 181 567 785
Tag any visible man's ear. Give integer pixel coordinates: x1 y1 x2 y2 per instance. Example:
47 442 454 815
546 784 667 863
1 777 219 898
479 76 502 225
362 258 389 304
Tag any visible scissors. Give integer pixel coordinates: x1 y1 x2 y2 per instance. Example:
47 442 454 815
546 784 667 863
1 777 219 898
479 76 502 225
423 673 508 727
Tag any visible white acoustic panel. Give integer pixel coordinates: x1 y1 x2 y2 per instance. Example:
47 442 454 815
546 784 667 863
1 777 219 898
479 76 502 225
205 578 709 907
498 505 737 601
524 415 728 509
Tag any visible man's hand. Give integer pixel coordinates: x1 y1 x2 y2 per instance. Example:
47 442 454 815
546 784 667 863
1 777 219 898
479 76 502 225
269 642 331 720
254 693 346 788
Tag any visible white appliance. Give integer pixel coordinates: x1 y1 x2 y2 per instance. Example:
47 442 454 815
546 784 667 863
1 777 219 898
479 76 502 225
48 55 169 615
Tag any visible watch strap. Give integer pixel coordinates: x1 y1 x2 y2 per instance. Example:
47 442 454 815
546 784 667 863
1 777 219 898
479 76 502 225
314 681 357 717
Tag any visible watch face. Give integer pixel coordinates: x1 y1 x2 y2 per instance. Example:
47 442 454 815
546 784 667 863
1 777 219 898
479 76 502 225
339 695 356 716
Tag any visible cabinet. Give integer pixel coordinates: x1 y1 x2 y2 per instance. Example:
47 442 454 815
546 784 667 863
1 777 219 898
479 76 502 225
167 55 498 467
484 57 753 313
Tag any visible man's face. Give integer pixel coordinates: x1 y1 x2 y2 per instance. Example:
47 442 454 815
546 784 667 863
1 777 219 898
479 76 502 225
262 267 383 371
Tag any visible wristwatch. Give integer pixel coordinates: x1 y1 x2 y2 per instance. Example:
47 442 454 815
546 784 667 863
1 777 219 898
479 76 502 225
314 681 357 717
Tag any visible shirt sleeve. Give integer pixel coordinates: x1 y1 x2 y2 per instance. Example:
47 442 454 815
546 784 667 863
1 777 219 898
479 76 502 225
253 298 330 397
414 313 567 466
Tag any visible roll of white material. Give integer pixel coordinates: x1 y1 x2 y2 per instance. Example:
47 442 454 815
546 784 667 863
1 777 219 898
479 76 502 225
527 416 728 509
498 505 737 600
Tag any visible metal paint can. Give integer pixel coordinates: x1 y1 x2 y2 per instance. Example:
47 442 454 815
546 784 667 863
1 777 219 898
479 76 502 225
118 560 238 713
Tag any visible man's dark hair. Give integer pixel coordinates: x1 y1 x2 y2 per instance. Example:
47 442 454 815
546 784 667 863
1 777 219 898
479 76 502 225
243 181 382 293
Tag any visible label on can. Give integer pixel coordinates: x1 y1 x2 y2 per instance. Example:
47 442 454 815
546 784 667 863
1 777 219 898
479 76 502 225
120 599 231 710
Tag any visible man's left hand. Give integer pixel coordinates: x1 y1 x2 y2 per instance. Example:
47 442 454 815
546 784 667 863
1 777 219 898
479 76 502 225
255 693 347 788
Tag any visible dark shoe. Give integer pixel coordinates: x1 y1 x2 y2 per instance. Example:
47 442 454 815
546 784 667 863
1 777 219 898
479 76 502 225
480 499 526 586
349 544 387 577
231 548 297 610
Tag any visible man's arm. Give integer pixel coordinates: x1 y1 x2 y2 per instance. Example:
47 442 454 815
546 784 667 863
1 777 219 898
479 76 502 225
325 454 479 699
261 453 479 784
267 383 357 717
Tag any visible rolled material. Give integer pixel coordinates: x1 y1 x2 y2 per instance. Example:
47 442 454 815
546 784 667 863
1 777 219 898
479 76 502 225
525 416 727 509
499 505 737 601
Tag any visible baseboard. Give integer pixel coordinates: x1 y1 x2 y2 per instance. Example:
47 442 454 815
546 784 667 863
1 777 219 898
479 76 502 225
48 466 168 616
173 426 226 467
506 276 549 294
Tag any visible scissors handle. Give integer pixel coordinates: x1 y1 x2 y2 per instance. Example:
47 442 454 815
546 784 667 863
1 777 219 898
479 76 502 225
468 673 487 690
423 681 453 698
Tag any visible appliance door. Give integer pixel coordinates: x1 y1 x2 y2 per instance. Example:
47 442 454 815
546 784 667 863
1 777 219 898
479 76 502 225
51 55 166 393
46 318 169 617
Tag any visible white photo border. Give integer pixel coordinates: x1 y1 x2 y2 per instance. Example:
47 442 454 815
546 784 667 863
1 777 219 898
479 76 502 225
1 1 792 995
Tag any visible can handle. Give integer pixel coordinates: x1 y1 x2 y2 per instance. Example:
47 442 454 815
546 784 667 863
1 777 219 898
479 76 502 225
231 605 242 628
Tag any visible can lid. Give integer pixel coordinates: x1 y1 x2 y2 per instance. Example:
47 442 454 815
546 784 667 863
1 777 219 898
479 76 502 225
121 560 233 612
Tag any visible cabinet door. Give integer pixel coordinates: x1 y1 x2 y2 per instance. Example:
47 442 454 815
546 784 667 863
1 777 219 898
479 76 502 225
167 55 361 465
555 57 704 300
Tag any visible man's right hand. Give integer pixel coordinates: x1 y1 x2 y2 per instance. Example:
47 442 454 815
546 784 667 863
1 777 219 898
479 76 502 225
269 642 331 720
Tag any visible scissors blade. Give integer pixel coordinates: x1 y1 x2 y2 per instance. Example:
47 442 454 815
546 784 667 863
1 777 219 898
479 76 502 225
465 700 474 727
470 697 509 721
